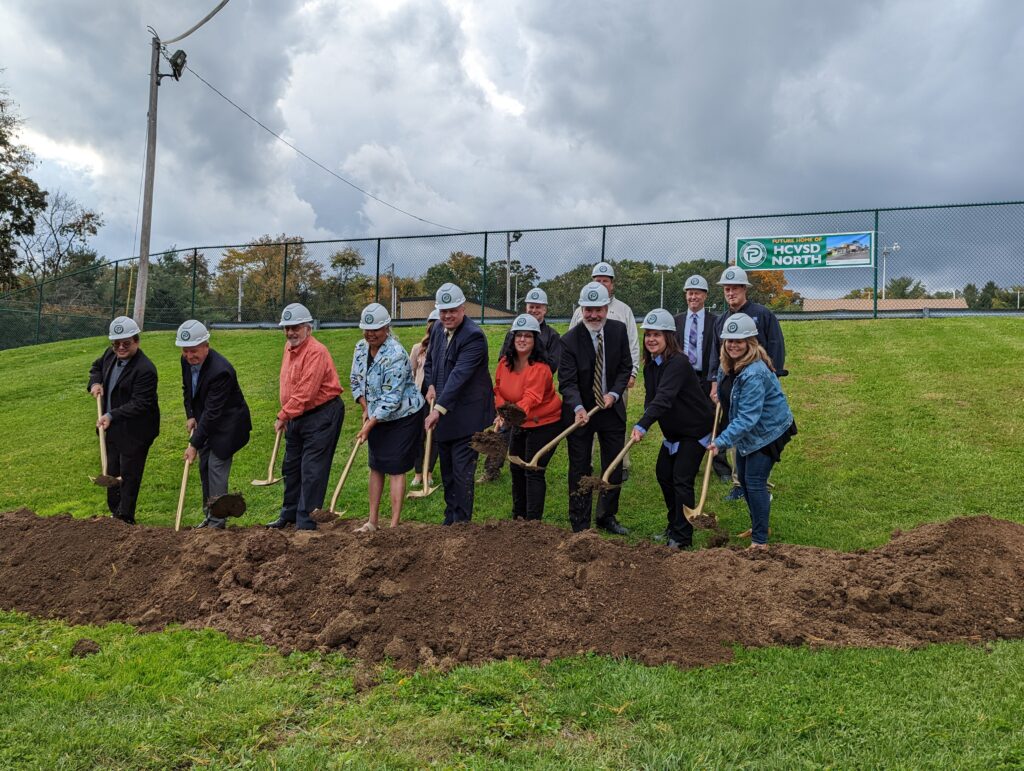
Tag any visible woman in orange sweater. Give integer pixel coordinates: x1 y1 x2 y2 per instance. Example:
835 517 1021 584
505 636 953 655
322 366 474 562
494 314 564 520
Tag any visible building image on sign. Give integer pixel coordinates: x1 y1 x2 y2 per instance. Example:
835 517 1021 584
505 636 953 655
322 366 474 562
825 234 872 264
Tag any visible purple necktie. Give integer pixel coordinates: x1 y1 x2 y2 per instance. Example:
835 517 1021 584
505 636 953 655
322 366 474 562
688 313 698 367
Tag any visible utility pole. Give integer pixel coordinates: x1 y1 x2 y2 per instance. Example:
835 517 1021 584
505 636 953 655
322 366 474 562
133 1 231 327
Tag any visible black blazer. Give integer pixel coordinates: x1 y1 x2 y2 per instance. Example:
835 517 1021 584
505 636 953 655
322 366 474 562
87 348 160 453
673 307 718 380
423 316 495 441
558 318 632 423
180 348 252 459
636 353 715 441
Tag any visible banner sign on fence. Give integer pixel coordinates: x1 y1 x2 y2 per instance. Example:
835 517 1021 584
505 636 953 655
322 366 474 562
736 231 874 270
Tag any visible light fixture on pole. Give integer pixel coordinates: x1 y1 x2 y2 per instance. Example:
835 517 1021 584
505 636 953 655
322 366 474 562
653 267 670 308
133 0 232 328
880 242 900 301
506 231 522 310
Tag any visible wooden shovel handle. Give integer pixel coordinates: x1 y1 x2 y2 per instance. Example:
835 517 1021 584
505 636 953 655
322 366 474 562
527 404 601 466
691 402 722 517
174 430 195 533
419 400 436 481
601 436 638 484
266 429 283 479
329 432 365 512
95 393 109 476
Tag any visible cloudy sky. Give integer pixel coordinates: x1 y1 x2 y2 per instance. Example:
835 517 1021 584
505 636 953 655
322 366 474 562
2 0 1023 265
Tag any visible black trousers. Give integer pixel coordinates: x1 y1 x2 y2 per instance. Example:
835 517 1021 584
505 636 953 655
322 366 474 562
656 438 705 545
437 435 479 524
567 412 626 531
280 398 344 529
701 377 732 479
509 420 563 520
104 437 152 524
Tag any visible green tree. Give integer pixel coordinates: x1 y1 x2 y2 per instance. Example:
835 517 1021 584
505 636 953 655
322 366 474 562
962 283 979 309
0 82 48 290
884 276 927 300
322 247 373 319
423 251 485 301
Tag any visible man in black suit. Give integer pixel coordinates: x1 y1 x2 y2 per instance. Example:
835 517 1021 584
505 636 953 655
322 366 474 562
559 282 633 534
176 320 252 529
673 274 731 482
87 316 160 525
423 283 496 524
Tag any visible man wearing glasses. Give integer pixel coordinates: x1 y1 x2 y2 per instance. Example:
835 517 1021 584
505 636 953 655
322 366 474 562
87 316 160 524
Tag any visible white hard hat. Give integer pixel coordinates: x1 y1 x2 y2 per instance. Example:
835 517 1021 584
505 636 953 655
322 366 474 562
592 261 615 279
524 286 548 305
685 274 710 292
720 313 759 340
578 281 611 308
175 319 210 347
427 308 440 321
640 308 676 332
108 316 140 341
435 282 467 310
718 266 752 286
279 302 314 326
510 313 541 334
359 302 391 330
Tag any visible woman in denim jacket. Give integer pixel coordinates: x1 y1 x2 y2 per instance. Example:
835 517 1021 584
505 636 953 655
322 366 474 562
350 303 425 531
708 313 795 548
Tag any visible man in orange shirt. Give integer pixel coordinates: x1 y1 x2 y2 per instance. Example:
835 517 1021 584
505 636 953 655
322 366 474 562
266 303 345 530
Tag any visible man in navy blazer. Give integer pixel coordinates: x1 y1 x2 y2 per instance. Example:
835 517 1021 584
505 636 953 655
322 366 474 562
176 321 252 528
673 274 731 482
423 283 495 524
559 282 633 534
87 316 160 525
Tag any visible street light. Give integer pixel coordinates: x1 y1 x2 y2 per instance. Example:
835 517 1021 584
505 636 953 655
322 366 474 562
653 267 670 308
506 231 522 310
133 0 232 327
880 241 900 301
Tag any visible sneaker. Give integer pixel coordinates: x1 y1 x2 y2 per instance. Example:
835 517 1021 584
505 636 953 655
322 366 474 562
724 487 745 501
410 478 423 488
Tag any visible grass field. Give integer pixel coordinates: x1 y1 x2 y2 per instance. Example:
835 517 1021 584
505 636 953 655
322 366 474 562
2 317 1024 767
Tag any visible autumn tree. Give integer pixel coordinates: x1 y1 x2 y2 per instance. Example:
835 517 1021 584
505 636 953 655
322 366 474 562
320 247 374 319
748 270 802 310
17 190 103 282
0 82 48 290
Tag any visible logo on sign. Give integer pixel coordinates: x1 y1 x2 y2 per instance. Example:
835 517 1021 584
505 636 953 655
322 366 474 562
587 289 599 301
741 242 768 267
726 321 739 333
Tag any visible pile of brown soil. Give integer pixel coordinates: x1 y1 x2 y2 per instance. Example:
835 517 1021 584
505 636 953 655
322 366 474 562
1 509 1023 669
469 431 508 459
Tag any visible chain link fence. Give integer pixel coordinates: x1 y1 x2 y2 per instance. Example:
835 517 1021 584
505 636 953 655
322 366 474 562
3 201 1023 350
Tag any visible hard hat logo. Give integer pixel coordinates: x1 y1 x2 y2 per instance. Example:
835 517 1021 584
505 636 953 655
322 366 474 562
587 290 599 301
441 293 452 303
725 270 736 280
283 311 292 321
180 330 190 341
114 325 124 334
516 317 527 326
646 313 657 323
727 321 738 333
363 313 374 324
689 277 699 285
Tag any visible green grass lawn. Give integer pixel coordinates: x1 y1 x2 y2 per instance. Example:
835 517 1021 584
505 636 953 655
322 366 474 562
2 318 1024 767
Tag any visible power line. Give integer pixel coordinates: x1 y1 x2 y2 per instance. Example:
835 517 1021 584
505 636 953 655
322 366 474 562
180 59 466 233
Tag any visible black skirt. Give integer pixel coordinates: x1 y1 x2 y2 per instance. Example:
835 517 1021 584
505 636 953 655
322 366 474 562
367 411 423 474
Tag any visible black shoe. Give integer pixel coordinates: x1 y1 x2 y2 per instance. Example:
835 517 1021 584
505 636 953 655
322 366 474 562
209 519 226 530
620 467 630 482
666 538 692 550
596 516 629 536
265 518 293 529
194 519 211 529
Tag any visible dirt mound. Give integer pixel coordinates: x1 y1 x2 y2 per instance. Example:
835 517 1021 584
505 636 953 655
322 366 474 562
2 510 1023 669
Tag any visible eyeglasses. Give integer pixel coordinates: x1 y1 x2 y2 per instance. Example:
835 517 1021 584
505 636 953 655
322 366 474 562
111 339 134 349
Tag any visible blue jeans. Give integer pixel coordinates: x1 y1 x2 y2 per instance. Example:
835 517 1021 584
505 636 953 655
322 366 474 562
736 450 775 545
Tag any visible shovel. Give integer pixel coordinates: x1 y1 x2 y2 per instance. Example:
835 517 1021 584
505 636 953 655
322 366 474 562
576 436 637 496
251 428 283 486
509 404 602 471
317 433 365 518
90 393 121 488
173 436 194 533
683 402 722 530
407 410 439 499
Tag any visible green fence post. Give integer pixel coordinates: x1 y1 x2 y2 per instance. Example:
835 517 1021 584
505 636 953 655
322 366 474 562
281 242 289 308
374 239 381 303
111 262 119 319
191 248 198 316
600 226 607 261
35 281 43 345
872 210 879 319
724 218 731 264
481 233 488 325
